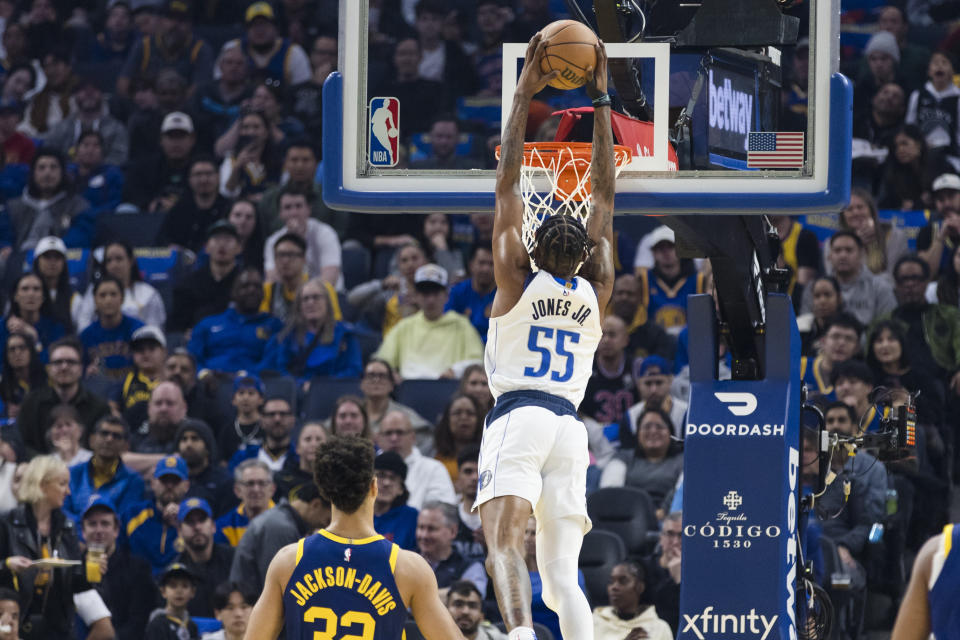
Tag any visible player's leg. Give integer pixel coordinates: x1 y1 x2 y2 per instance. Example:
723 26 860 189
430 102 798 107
535 514 594 639
480 495 535 631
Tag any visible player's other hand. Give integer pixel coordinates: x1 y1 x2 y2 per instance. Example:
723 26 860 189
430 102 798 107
517 32 559 97
585 40 609 99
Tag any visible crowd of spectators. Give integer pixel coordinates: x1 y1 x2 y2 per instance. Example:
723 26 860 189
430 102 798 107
0 0 950 639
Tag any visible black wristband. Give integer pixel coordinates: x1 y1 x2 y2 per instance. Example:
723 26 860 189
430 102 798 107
592 94 612 108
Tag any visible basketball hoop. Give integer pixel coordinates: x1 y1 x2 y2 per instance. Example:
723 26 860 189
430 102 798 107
495 141 633 257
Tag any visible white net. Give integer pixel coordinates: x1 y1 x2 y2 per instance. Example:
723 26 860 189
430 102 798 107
517 143 631 258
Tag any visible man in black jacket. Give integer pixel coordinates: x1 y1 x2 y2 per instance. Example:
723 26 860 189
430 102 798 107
175 421 235 516
81 494 156 639
174 497 234 618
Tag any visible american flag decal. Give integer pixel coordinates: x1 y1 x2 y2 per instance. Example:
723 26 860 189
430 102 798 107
747 132 805 168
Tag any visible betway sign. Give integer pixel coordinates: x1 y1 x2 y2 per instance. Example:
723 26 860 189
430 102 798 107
707 66 758 162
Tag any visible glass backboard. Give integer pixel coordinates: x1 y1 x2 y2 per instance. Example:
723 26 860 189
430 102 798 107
323 0 851 215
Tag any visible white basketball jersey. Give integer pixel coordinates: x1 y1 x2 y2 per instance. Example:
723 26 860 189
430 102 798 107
485 270 602 408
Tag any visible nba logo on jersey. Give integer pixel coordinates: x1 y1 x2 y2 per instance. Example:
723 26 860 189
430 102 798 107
344 548 352 562
369 97 400 167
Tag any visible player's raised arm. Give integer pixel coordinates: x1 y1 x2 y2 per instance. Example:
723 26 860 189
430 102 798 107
243 543 297 640
491 34 559 313
583 41 616 312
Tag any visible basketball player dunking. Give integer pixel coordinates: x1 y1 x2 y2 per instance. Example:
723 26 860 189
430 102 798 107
475 34 614 640
244 436 465 640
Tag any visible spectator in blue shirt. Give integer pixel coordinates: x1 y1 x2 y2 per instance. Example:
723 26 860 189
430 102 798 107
0 272 67 361
67 131 125 215
259 277 361 382
79 276 144 380
445 244 496 341
373 450 418 550
64 414 145 524
188 267 283 375
215 459 275 547
125 455 192 575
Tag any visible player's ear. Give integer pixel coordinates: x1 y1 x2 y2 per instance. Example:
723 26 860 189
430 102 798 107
370 476 379 498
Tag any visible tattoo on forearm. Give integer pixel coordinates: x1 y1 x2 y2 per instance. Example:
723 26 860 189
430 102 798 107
590 106 615 235
497 94 532 187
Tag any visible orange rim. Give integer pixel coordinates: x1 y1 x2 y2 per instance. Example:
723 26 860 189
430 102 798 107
496 142 633 200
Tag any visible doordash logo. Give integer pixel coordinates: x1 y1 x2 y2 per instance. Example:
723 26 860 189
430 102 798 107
714 392 757 416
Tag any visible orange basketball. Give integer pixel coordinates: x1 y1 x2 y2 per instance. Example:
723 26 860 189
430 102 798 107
538 20 599 91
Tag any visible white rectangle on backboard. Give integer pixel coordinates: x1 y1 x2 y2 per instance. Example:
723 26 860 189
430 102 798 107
501 42 671 173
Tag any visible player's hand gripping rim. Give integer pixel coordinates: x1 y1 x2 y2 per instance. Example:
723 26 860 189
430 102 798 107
585 40 608 100
517 32 560 97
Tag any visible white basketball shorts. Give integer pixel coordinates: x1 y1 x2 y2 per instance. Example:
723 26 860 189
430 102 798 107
473 403 592 533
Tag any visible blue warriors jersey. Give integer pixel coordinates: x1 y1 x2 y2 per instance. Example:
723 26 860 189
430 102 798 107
283 529 406 640
638 268 706 335
930 523 960 640
800 355 834 398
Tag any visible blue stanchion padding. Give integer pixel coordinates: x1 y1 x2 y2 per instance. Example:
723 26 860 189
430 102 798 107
680 294 801 640
798 209 930 250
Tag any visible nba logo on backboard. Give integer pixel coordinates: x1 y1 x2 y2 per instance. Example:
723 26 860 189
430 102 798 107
369 97 400 167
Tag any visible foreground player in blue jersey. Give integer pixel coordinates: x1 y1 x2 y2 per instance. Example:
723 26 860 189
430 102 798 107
891 524 960 640
476 35 615 640
243 435 464 640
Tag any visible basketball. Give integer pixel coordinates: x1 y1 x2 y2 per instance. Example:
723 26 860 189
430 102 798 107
538 20 599 91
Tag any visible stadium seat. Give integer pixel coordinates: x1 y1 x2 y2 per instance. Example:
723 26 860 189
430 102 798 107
93 212 166 247
260 373 298 411
586 487 657 558
396 379 461 425
302 377 363 421
341 242 371 291
84 374 121 403
579 529 626 607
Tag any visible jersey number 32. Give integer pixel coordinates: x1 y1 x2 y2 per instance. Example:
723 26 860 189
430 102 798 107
523 325 579 382
303 607 375 640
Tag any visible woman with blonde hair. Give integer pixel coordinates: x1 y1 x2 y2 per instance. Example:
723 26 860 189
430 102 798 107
839 188 908 277
0 455 101 639
259 278 362 382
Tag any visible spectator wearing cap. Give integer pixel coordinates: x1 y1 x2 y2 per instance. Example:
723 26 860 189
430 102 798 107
635 225 707 336
125 455 191 574
44 76 129 166
80 493 157 639
79 276 145 380
215 458 275 547
188 44 253 155
71 0 138 93
119 325 167 428
65 414 145 523
906 51 960 159
31 235 77 330
116 0 213 98
122 110 196 212
18 338 110 457
229 482 330 592
2 148 92 251
802 231 897 327
373 450 418 550
376 263 483 380
619 356 687 446
830 360 883 433
272 421 324 502
854 31 903 121
217 374 264 460
264 186 342 287
258 141 347 236
0 97 34 164
157 156 232 253
168 220 242 333
173 497 234 618
66 131 126 216
858 7 931 96
145 562 200 639
259 277 360 381
19 48 76 138
187 267 283 375
918 173 960 278
376 409 456 510
220 2 312 90
176 420 234 516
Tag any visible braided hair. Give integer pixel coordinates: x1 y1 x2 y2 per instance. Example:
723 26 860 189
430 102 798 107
531 214 593 279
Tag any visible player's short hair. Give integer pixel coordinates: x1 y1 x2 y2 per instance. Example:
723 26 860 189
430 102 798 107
313 435 375 514
531 214 592 279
